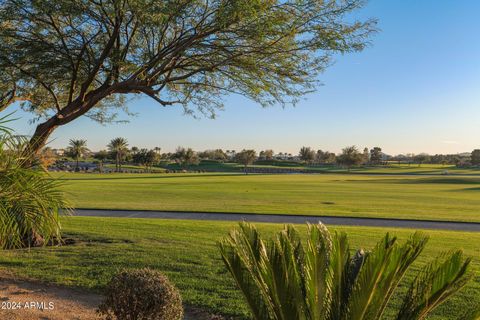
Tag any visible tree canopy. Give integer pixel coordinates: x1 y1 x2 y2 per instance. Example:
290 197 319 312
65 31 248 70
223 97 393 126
299 146 315 163
0 0 375 153
337 145 363 168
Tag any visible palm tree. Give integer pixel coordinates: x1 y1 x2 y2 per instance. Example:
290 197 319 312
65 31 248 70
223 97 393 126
67 139 89 171
219 222 477 320
0 115 70 248
108 137 128 172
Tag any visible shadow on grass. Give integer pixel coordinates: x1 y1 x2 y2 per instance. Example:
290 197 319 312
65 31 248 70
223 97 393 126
460 187 480 191
340 177 480 185
57 173 249 181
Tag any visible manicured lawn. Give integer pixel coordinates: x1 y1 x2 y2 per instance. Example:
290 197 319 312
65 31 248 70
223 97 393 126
103 164 166 172
55 172 480 222
159 162 480 175
0 217 478 319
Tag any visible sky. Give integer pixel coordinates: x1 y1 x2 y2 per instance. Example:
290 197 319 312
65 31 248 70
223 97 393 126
6 0 480 155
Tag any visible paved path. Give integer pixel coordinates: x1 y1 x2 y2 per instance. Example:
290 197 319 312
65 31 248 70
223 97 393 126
73 209 480 232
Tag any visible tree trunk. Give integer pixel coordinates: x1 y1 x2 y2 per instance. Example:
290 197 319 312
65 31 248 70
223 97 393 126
21 229 45 248
28 117 59 155
27 85 115 155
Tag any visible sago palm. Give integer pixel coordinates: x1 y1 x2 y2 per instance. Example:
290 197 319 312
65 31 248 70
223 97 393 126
219 222 477 320
0 114 70 248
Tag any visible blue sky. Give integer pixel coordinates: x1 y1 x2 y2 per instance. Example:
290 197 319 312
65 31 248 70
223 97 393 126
7 0 480 154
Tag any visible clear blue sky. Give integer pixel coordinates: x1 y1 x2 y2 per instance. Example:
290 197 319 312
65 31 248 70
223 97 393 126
7 0 480 155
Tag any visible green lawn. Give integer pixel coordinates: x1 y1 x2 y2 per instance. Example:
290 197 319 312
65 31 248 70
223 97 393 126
55 172 480 222
0 217 478 319
103 163 166 172
158 162 480 175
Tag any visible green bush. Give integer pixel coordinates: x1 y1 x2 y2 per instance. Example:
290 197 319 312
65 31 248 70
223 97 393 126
219 222 478 320
0 114 70 249
98 268 183 320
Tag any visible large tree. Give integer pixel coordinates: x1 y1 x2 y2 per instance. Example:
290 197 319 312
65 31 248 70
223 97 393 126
0 0 375 154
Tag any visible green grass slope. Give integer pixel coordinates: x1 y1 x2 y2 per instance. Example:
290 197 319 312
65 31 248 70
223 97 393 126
0 217 478 319
56 173 480 222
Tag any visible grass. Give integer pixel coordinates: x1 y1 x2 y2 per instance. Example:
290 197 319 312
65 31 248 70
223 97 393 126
54 172 480 222
103 163 166 172
0 217 478 319
159 162 480 175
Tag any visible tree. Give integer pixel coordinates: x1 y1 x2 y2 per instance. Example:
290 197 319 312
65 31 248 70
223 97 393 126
130 146 139 155
0 0 376 154
471 149 480 166
66 139 89 171
107 137 128 172
259 149 274 161
133 148 159 171
143 149 159 170
0 116 70 248
370 146 382 165
299 147 315 164
336 146 363 170
174 147 199 168
198 149 227 162
362 147 370 164
93 150 110 173
414 153 431 167
317 150 336 164
235 149 257 173
219 222 477 320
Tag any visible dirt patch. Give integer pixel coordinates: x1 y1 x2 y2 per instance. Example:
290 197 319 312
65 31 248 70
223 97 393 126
0 274 101 320
0 273 226 320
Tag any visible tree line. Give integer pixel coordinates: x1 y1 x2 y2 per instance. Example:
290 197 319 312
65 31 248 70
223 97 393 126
43 139 480 172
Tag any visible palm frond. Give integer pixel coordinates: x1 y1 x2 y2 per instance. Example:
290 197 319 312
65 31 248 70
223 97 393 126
346 232 429 320
0 125 71 249
219 223 474 320
396 250 472 320
218 223 274 319
303 223 334 320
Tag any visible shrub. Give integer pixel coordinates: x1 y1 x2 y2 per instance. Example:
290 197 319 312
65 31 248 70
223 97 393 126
98 268 183 320
219 222 477 320
0 115 70 249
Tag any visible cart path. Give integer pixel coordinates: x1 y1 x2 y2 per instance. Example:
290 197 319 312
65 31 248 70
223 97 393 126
72 209 480 232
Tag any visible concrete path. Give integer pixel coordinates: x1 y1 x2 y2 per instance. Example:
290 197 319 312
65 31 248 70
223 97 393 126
73 209 480 232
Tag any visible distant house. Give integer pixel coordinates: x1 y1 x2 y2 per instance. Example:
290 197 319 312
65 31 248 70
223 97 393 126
52 148 65 156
